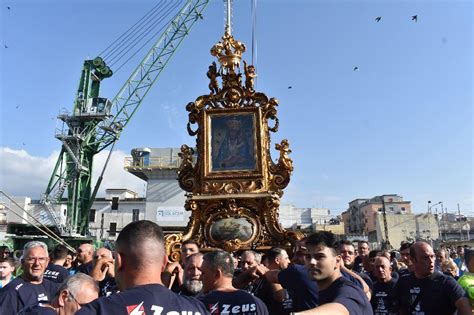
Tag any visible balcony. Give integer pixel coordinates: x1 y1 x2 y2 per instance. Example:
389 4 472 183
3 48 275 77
124 156 181 170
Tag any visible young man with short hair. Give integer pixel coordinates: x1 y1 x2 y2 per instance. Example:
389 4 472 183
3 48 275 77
0 256 15 288
295 231 373 315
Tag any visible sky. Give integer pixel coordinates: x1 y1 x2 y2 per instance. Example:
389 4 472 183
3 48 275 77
0 0 472 216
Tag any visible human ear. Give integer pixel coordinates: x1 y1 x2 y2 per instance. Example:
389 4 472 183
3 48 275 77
58 290 68 307
161 254 169 272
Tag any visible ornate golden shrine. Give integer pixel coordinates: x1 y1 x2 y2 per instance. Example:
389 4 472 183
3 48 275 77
165 29 303 261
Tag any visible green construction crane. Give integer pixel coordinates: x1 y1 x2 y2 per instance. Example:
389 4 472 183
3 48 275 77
41 0 209 236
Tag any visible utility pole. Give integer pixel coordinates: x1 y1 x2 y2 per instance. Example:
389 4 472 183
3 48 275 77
458 203 462 240
381 196 390 249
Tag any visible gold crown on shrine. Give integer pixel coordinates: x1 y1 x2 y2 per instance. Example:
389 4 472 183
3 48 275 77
210 30 246 71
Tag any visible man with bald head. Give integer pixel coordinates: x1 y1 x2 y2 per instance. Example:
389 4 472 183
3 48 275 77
75 243 94 275
395 241 471 315
371 256 397 314
76 220 208 314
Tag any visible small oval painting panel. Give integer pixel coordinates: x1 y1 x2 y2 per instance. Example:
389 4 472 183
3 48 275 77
210 217 254 242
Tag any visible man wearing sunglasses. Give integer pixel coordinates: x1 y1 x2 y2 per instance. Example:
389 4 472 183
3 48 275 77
0 241 60 313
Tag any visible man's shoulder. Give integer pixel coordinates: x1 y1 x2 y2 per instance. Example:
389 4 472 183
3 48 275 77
0 276 28 293
278 264 308 283
46 263 68 273
202 289 265 303
78 284 207 314
18 303 57 315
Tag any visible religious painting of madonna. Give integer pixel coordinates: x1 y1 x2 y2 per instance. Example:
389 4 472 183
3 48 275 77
209 112 257 173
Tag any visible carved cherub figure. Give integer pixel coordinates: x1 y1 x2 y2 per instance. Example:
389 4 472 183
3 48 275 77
275 139 293 171
243 60 257 91
207 61 219 94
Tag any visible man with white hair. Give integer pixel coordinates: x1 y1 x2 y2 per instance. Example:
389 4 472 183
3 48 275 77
90 247 118 297
180 253 204 296
18 273 99 314
0 241 60 313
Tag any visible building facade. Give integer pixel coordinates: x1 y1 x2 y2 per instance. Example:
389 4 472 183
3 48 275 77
341 194 411 235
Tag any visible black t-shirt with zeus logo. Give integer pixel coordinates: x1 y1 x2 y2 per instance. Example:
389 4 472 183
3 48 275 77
76 283 208 315
199 289 269 315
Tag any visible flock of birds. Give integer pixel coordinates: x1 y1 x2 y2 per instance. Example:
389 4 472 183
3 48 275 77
352 15 418 72
4 4 419 145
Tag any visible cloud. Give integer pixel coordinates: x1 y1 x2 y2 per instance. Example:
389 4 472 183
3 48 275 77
0 147 145 199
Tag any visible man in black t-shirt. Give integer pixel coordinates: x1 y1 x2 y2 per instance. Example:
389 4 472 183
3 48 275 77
44 244 70 284
371 256 397 315
76 220 207 315
18 273 99 314
295 231 373 315
0 241 60 313
394 241 471 315
253 247 293 315
73 243 94 275
199 250 268 315
353 241 370 273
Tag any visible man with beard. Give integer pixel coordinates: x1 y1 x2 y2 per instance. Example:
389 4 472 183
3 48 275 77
295 231 372 315
76 220 207 314
180 253 203 297
371 256 397 315
394 241 471 314
162 240 200 291
0 241 60 313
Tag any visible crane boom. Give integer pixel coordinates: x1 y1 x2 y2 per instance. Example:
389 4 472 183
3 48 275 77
42 0 209 236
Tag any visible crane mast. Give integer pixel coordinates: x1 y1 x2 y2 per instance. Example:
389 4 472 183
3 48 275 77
42 0 209 236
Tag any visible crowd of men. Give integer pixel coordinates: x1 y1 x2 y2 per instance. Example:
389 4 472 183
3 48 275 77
1 220 474 314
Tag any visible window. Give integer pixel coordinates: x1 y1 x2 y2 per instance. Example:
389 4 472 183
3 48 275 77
111 197 119 210
89 209 96 223
109 222 117 237
132 209 140 222
401 207 406 211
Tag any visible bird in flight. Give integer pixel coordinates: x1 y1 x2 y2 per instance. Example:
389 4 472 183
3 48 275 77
288 86 292 89
4 44 7 48
353 66 359 71
7 6 11 10
412 15 418 22
375 17 382 22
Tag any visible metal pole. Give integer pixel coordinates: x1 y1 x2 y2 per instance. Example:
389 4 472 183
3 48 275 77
225 0 232 35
